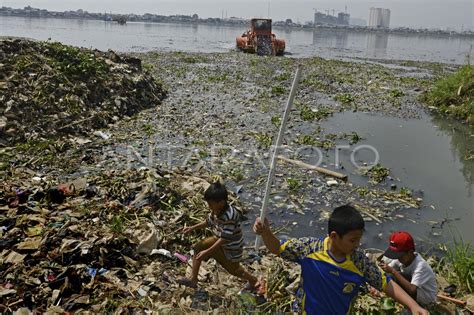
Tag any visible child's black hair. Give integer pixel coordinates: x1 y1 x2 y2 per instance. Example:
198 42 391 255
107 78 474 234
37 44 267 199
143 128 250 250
328 205 365 236
204 182 228 202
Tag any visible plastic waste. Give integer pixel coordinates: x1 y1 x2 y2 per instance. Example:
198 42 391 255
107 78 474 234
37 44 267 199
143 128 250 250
151 248 172 258
173 252 189 263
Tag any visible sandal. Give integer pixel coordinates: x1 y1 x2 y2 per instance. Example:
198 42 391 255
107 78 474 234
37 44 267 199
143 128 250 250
177 277 197 288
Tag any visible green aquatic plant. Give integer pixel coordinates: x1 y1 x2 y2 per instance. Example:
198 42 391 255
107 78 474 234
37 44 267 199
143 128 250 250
296 135 317 146
439 240 474 294
334 93 355 104
399 187 412 197
362 164 390 184
271 85 286 95
274 72 290 81
207 74 228 82
271 116 282 128
423 65 474 123
253 132 273 148
389 89 405 98
286 178 302 192
300 105 332 121
142 123 154 136
230 168 245 182
348 132 363 144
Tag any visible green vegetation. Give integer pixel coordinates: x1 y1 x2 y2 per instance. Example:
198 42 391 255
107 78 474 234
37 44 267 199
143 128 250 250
300 105 332 121
198 150 210 159
207 73 228 82
389 89 405 98
361 164 390 184
271 85 286 95
438 240 474 294
44 42 109 79
253 132 273 148
423 65 474 123
142 123 154 136
230 168 244 182
286 178 302 192
271 116 281 128
318 139 334 150
296 135 317 146
334 93 355 104
142 63 154 72
182 55 207 64
274 72 290 81
191 139 207 146
302 77 327 91
110 214 125 234
346 131 363 144
399 187 412 197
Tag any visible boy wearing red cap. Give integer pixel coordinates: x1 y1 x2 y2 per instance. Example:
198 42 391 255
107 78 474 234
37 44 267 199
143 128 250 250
381 231 437 309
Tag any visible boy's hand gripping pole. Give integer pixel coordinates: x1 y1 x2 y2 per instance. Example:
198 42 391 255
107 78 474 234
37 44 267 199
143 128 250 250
255 67 302 250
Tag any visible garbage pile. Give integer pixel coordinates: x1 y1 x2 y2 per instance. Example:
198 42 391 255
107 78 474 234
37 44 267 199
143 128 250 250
0 39 166 146
0 167 210 312
0 165 303 313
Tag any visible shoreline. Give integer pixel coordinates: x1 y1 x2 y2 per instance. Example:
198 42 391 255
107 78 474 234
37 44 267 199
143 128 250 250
1 9 473 39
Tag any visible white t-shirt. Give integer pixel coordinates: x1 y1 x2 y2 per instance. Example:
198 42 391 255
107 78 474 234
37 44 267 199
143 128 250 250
388 253 438 305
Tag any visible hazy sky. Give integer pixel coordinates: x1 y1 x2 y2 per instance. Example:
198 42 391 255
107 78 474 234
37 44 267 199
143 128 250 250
1 0 473 30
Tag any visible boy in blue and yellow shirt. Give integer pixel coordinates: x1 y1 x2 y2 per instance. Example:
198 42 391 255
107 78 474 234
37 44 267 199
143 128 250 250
253 205 428 315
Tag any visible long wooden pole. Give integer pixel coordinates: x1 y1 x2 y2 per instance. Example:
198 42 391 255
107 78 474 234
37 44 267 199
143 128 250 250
255 67 302 250
276 155 347 180
436 294 466 306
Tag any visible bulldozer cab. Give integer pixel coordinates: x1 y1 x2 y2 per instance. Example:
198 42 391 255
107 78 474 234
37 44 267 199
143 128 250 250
251 19 272 35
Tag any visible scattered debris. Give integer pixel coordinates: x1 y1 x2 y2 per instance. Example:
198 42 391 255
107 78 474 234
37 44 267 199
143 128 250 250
1 45 468 313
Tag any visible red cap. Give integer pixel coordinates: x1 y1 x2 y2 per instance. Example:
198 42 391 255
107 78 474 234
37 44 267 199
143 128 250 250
383 231 415 259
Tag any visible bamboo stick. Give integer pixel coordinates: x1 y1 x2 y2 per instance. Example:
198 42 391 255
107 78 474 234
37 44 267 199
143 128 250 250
277 155 348 181
255 67 302 250
437 294 467 306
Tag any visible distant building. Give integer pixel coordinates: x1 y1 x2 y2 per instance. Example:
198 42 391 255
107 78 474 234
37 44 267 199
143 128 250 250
368 8 390 28
350 17 367 26
314 10 350 26
337 13 350 25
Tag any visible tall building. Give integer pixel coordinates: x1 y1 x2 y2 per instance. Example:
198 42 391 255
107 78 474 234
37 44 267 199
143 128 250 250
368 8 390 28
314 11 350 26
337 12 350 25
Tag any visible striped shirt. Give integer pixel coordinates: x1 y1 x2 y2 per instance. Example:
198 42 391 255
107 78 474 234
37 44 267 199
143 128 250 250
206 205 243 262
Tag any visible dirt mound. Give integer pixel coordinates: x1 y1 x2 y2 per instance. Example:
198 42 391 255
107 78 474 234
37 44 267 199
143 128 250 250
0 39 166 146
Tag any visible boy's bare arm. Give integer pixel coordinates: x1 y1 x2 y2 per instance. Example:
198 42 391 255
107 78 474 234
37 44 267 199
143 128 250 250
253 217 280 254
384 281 428 315
381 263 417 298
183 220 208 233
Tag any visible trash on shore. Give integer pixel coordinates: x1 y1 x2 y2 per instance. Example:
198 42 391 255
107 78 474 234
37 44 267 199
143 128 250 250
0 38 166 146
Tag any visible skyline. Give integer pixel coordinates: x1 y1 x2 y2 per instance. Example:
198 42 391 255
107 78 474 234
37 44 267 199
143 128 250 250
1 0 473 30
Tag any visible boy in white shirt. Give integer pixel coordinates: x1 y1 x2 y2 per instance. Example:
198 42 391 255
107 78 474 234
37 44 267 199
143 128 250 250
381 231 438 309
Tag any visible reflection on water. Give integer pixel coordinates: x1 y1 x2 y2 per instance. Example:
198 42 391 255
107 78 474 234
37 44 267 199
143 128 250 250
366 33 389 57
317 111 474 244
431 115 474 195
312 30 348 49
1 16 473 63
